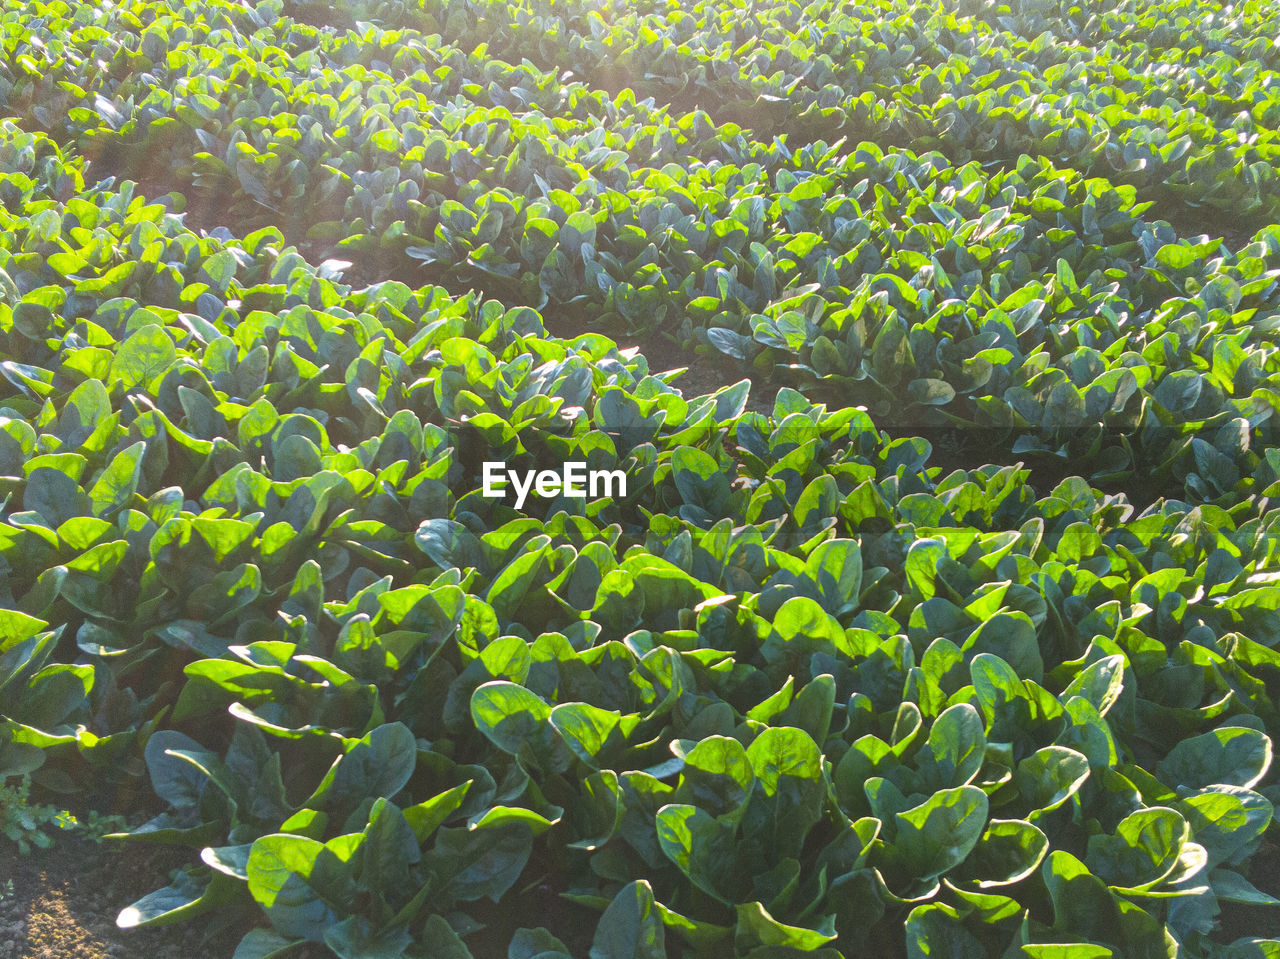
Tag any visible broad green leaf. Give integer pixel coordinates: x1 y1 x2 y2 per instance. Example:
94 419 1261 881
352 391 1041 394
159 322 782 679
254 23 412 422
590 880 664 959
324 916 413 959
917 703 987 791
426 821 532 903
232 929 303 959
905 902 984 959
654 803 743 904
735 901 837 951
549 701 632 768
1157 727 1273 790
246 834 349 941
509 928 573 959
1086 807 1190 891
674 735 754 821
1015 746 1091 819
109 325 177 390
957 819 1049 887
893 785 989 882
306 723 417 817
117 869 239 929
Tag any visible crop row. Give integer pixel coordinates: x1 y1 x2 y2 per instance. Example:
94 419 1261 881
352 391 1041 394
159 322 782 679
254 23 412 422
4 5 1280 504
9 0 1280 226
2 118 1280 958
347 0 1280 221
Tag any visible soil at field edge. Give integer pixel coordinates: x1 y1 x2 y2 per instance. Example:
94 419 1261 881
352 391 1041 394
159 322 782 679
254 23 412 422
0 836 243 959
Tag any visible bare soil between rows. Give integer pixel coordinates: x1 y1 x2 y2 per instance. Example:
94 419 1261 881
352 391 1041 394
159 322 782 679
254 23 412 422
0 837 227 959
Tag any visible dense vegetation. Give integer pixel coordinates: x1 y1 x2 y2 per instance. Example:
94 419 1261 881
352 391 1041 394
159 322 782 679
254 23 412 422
1 0 1280 956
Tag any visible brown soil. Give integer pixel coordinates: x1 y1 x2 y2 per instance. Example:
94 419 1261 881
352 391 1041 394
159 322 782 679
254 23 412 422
0 837 236 959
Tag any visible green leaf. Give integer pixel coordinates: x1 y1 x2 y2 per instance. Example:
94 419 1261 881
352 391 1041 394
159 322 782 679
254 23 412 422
202 844 253 880
654 803 742 904
670 446 731 514
1152 370 1202 413
590 880 665 959
1217 939 1280 959
117 869 240 928
415 519 485 571
674 735 754 822
1061 655 1126 717
23 466 89 527
893 785 989 882
916 703 987 791
734 897 837 953
560 210 597 256
509 928 573 959
1155 243 1199 270
323 916 413 959
1212 868 1280 906
962 612 1044 683
426 821 533 903
471 681 568 773
88 441 145 517
58 378 111 448
1157 727 1273 790
1014 746 1091 819
246 835 345 941
232 929 304 959
959 819 1049 887
306 723 417 818
403 782 472 843
144 730 210 809
1086 807 1190 891
1178 787 1272 868
359 798 419 909
905 539 947 600
905 902 984 959
907 378 956 406
549 701 631 769
742 726 825 858
202 249 237 292
421 915 475 958
108 325 177 390
784 674 837 747
1042 850 1122 944
805 538 862 613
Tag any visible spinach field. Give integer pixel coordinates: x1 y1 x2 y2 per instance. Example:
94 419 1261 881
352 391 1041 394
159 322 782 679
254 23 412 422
2 0 1280 956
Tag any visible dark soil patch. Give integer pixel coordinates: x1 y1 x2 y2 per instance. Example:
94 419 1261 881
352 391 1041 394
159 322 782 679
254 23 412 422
0 837 237 959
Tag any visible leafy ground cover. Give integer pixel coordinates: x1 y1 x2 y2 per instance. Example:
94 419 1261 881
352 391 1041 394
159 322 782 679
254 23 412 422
9 0 1280 499
2 0 1280 956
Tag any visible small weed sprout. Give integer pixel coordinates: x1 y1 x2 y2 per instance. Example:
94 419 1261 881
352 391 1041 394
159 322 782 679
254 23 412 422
0 776 123 853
